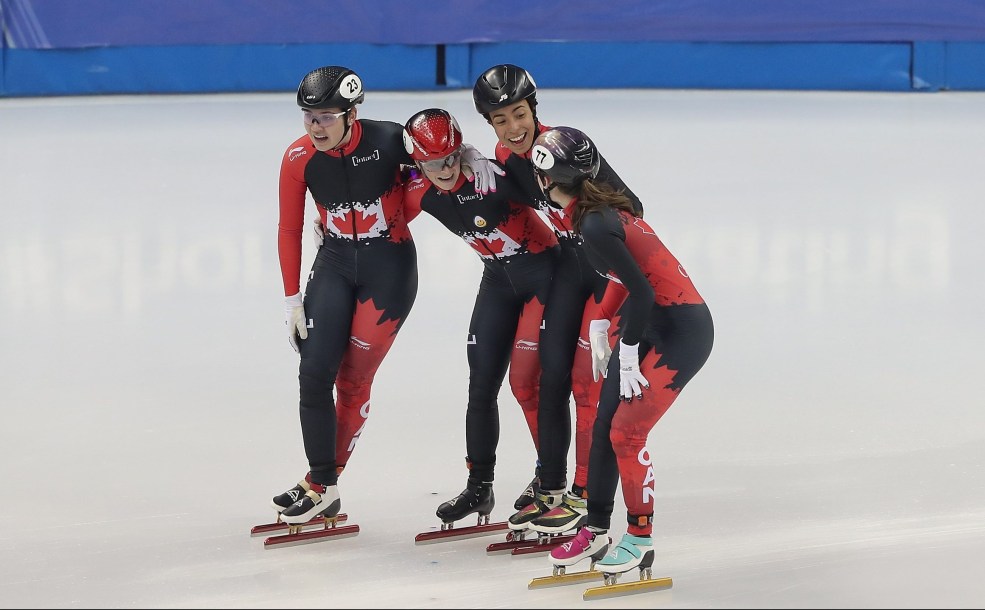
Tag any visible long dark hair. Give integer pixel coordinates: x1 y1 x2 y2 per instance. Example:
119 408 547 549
566 179 639 234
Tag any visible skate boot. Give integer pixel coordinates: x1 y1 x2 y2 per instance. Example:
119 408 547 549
436 480 495 525
548 526 610 567
280 483 341 525
529 487 587 535
507 489 563 531
514 462 542 510
271 467 344 513
270 475 312 512
596 533 654 573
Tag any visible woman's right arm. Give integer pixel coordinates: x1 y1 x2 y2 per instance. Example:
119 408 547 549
277 149 308 297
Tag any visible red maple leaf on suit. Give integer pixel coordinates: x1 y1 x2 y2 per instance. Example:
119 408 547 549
350 298 402 343
331 208 383 234
478 236 507 254
354 208 382 233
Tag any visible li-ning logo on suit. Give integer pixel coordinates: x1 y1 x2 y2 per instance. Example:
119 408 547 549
288 146 307 162
349 336 371 350
514 339 538 351
352 150 380 166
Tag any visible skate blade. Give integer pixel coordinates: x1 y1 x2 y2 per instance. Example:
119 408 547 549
528 569 603 589
263 523 360 548
486 531 539 554
583 575 673 600
415 521 508 545
250 513 347 537
511 533 575 555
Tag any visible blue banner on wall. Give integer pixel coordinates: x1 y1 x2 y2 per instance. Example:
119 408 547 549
4 0 985 49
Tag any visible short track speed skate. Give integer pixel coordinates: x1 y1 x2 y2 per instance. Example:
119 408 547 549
496 488 584 555
582 534 672 600
253 479 359 548
415 480 508 544
486 489 568 554
528 526 610 589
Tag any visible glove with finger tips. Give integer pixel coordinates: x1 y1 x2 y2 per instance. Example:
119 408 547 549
588 319 612 383
461 143 505 194
285 292 308 353
618 340 650 402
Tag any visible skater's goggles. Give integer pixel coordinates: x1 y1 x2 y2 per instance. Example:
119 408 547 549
302 109 348 127
419 148 462 172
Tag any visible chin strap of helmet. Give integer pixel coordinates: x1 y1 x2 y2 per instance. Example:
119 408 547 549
543 176 589 209
330 113 355 151
341 114 354 142
543 179 575 210
542 181 563 208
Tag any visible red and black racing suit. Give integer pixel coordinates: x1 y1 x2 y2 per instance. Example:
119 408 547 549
579 206 713 536
403 165 559 484
278 119 417 487
496 124 645 493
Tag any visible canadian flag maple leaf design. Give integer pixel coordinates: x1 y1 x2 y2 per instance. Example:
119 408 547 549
331 208 383 235
354 299 402 338
478 236 507 255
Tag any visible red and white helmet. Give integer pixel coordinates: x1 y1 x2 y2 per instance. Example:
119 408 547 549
403 108 463 161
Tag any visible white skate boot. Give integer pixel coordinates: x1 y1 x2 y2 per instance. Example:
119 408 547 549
280 483 341 525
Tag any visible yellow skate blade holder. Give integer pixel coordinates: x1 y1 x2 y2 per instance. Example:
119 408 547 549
583 575 673 600
529 567 603 589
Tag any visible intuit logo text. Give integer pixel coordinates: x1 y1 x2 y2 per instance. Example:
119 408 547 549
352 150 380 166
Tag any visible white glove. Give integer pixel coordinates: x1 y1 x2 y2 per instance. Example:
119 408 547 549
618 340 650 402
461 143 505 195
312 216 325 248
285 292 307 353
588 319 612 383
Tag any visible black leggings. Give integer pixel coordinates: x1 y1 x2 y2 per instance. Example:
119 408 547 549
537 240 608 490
463 249 557 483
298 238 418 486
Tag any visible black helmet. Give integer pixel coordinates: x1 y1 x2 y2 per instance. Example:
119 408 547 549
297 66 365 110
472 64 538 116
531 127 601 185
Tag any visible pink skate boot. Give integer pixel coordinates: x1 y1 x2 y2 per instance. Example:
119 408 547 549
548 526 610 567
